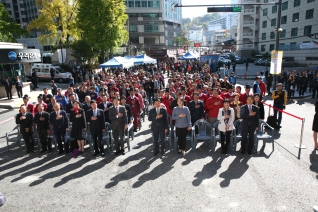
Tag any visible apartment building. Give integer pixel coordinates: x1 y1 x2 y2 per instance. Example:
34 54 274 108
208 13 238 30
258 0 318 65
125 0 182 49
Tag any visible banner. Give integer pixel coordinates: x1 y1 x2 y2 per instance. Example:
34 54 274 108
270 50 283 75
0 49 41 63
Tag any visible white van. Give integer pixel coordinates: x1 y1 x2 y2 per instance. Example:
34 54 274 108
27 63 72 83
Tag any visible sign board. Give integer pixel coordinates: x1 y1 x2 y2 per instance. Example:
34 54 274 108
270 50 283 75
194 43 200 47
0 49 41 63
207 7 242 13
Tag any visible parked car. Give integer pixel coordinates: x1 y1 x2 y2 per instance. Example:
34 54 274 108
265 59 271 66
218 57 232 66
235 56 244 64
260 58 270 66
254 59 262 65
27 63 71 83
282 58 298 67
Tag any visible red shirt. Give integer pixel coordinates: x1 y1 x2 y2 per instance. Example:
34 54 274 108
260 82 266 96
34 102 48 113
181 94 191 104
239 92 252 105
161 95 174 115
20 103 35 116
205 96 224 118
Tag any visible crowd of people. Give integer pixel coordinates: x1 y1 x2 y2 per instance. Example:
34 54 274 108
14 58 318 157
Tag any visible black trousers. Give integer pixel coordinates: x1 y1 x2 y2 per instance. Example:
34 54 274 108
21 130 34 152
241 125 256 153
220 131 231 152
5 89 12 99
39 131 51 150
299 86 307 96
32 80 37 89
54 128 69 153
112 128 125 151
92 131 103 153
312 86 318 98
153 129 166 152
266 83 272 94
16 87 23 98
176 127 188 150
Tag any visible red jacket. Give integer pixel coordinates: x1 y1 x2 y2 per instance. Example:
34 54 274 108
126 95 140 113
161 95 174 115
20 103 35 116
205 96 224 118
239 92 251 105
34 102 48 113
181 95 191 104
260 82 266 96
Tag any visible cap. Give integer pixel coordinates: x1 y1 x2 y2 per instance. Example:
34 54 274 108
129 87 134 92
51 80 54 83
37 95 43 99
181 86 186 91
165 88 170 92
227 85 233 89
245 85 251 89
277 83 283 86
23 95 29 100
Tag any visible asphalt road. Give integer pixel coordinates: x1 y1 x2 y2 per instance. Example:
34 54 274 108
0 91 318 211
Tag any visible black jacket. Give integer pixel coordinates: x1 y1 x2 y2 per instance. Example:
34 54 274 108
86 108 105 133
148 107 169 132
188 100 204 123
33 111 50 133
240 104 259 130
16 112 33 133
98 102 113 123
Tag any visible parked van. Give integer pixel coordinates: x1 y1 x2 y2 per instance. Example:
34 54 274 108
27 63 71 83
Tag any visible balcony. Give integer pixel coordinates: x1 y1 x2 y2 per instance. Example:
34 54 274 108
244 0 256 2
242 44 254 49
243 21 254 25
244 9 255 13
243 32 254 37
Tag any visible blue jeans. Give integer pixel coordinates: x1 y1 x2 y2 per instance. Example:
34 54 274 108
273 104 283 125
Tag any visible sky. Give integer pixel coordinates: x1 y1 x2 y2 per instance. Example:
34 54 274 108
181 0 232 19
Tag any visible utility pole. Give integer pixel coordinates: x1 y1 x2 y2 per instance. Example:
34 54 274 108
274 0 282 88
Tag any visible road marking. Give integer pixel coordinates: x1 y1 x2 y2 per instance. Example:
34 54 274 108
0 117 14 125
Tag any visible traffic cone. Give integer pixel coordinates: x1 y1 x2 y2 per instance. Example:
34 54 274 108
244 71 247 79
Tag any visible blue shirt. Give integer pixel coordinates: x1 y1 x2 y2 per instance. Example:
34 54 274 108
171 106 191 128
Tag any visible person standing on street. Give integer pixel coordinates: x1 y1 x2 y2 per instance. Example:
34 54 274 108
313 100 318 150
51 80 58 96
50 103 69 154
87 100 106 156
109 97 128 155
206 88 224 126
272 83 287 128
50 68 55 81
298 72 308 96
16 106 34 153
70 101 86 153
240 95 259 155
312 73 318 99
172 98 191 155
33 104 51 153
31 69 38 90
266 73 273 96
188 92 204 125
4 77 12 99
217 99 235 154
15 76 23 98
245 61 249 71
148 98 169 156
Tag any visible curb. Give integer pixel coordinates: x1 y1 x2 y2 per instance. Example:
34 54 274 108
288 95 312 100
0 108 12 114
0 105 14 110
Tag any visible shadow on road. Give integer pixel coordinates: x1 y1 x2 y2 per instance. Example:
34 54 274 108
310 150 318 180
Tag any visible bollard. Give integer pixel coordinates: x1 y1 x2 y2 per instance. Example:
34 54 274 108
294 118 306 159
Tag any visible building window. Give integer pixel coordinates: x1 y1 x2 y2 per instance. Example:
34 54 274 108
269 44 275 51
307 0 315 3
128 13 138 17
144 24 159 32
264 0 268 2
291 28 298 36
281 16 287 24
303 41 310 43
262 33 266 40
262 20 267 28
20 4 25 8
306 9 314 19
306 57 318 60
270 32 276 39
141 1 147 7
292 13 299 22
153 1 159 8
147 1 153 7
271 18 276 26
129 25 138 32
235 33 237 36
280 29 286 38
282 1 288 10
22 18 28 22
261 45 266 52
135 1 141 7
272 5 277 13
142 13 159 17
304 25 312 35
128 1 134 7
263 8 268 16
294 0 300 6
8 11 12 15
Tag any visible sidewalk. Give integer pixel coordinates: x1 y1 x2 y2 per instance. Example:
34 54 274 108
0 89 45 109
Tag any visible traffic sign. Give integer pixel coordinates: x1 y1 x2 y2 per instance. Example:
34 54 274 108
207 7 242 12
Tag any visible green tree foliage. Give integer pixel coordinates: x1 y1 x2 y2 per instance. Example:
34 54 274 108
27 0 79 45
182 13 220 30
77 0 128 63
70 39 99 65
0 3 27 42
173 31 192 47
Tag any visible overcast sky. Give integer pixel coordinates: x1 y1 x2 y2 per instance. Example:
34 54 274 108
181 0 231 19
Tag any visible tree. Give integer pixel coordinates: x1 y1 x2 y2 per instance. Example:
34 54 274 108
173 31 192 47
77 0 128 63
27 0 79 45
0 3 27 42
70 39 99 65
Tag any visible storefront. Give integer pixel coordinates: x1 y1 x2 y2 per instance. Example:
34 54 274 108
146 49 168 62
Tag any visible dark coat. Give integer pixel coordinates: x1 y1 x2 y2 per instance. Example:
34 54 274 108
188 100 204 123
86 108 105 133
98 102 113 123
33 111 50 134
148 107 169 132
240 104 260 130
16 112 33 133
50 110 69 133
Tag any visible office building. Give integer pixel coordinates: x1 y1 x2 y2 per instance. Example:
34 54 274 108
258 0 318 65
208 13 238 31
125 0 182 50
236 0 260 57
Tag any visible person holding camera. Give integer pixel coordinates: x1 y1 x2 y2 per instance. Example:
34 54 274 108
272 83 287 128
